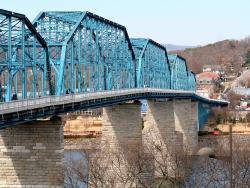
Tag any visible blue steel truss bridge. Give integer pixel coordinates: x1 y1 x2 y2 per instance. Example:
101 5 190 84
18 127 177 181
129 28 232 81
0 9 228 128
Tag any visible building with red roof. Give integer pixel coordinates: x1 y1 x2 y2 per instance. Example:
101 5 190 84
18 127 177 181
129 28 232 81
196 72 220 98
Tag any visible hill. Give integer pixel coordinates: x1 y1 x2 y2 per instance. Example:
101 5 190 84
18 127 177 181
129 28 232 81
163 44 195 52
231 69 250 88
171 37 250 74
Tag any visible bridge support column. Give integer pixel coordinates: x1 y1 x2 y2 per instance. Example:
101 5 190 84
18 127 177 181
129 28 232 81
92 102 153 187
0 117 64 187
143 100 183 180
174 99 199 153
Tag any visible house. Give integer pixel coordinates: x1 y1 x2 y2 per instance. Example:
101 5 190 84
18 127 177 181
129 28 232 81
196 72 220 98
202 65 225 75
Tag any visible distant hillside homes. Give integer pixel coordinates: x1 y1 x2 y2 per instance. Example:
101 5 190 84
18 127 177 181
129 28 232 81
232 87 250 96
175 38 250 74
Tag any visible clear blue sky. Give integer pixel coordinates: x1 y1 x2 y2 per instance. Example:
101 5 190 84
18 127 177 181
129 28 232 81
1 0 250 46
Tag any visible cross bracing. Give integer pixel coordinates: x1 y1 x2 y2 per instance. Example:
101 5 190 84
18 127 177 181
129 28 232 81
0 9 230 128
168 54 190 90
187 70 196 91
33 11 135 95
131 38 170 89
0 9 53 102
0 9 199 102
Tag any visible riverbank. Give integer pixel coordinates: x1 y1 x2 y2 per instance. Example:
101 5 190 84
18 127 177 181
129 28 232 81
217 123 250 133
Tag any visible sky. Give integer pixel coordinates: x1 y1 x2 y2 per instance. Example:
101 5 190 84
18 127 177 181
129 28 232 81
1 0 250 46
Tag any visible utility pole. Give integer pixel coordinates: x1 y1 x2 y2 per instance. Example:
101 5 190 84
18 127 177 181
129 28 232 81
229 122 233 188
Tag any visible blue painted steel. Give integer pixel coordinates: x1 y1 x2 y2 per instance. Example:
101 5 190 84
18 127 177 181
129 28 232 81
1 9 200 102
187 70 196 91
131 38 171 89
0 89 228 128
0 9 53 102
3 8 231 131
0 9 230 131
198 102 211 130
168 54 189 90
33 11 135 95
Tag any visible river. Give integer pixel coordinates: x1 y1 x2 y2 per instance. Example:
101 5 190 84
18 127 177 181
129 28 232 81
64 134 250 188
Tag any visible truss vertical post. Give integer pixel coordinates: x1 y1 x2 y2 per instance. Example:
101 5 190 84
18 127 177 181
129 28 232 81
21 20 27 99
57 45 66 95
32 37 37 98
77 29 83 93
42 52 47 96
70 41 74 93
6 16 12 102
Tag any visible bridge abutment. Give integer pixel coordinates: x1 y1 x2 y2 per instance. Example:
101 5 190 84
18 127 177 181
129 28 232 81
0 117 64 187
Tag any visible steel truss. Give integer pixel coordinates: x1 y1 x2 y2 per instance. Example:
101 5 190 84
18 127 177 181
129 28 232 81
0 9 198 102
0 9 53 102
187 70 196 91
168 54 190 90
198 103 212 130
33 11 135 95
131 38 170 89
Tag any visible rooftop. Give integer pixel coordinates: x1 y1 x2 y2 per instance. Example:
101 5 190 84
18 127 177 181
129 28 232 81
197 72 220 80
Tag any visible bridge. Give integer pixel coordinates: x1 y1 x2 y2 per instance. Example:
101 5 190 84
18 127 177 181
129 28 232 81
0 9 228 187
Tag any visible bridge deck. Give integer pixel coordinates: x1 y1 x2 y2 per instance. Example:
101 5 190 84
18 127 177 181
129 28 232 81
0 88 228 128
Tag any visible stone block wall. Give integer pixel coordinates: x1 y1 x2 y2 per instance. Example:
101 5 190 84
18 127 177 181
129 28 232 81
143 100 183 179
190 101 199 150
174 99 198 153
102 103 142 151
0 117 64 188
89 102 155 188
143 100 175 141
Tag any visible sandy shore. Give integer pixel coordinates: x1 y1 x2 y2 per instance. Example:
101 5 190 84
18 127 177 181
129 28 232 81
217 123 250 133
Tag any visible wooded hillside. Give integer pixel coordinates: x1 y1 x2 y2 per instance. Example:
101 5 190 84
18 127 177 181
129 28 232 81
171 37 250 74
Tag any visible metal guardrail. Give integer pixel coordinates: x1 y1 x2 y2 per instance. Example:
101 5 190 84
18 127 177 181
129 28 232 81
0 88 229 115
0 88 141 114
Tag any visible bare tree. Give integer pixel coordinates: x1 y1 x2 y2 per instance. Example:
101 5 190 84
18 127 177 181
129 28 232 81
64 151 88 188
184 135 250 188
65 134 250 188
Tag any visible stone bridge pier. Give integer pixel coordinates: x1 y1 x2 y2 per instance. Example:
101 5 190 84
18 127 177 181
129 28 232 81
142 99 199 182
99 99 200 187
173 99 199 153
97 101 155 188
142 100 183 180
0 117 64 187
0 98 200 188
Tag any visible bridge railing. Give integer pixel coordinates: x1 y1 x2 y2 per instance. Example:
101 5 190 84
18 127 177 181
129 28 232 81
0 88 144 114
0 88 228 115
